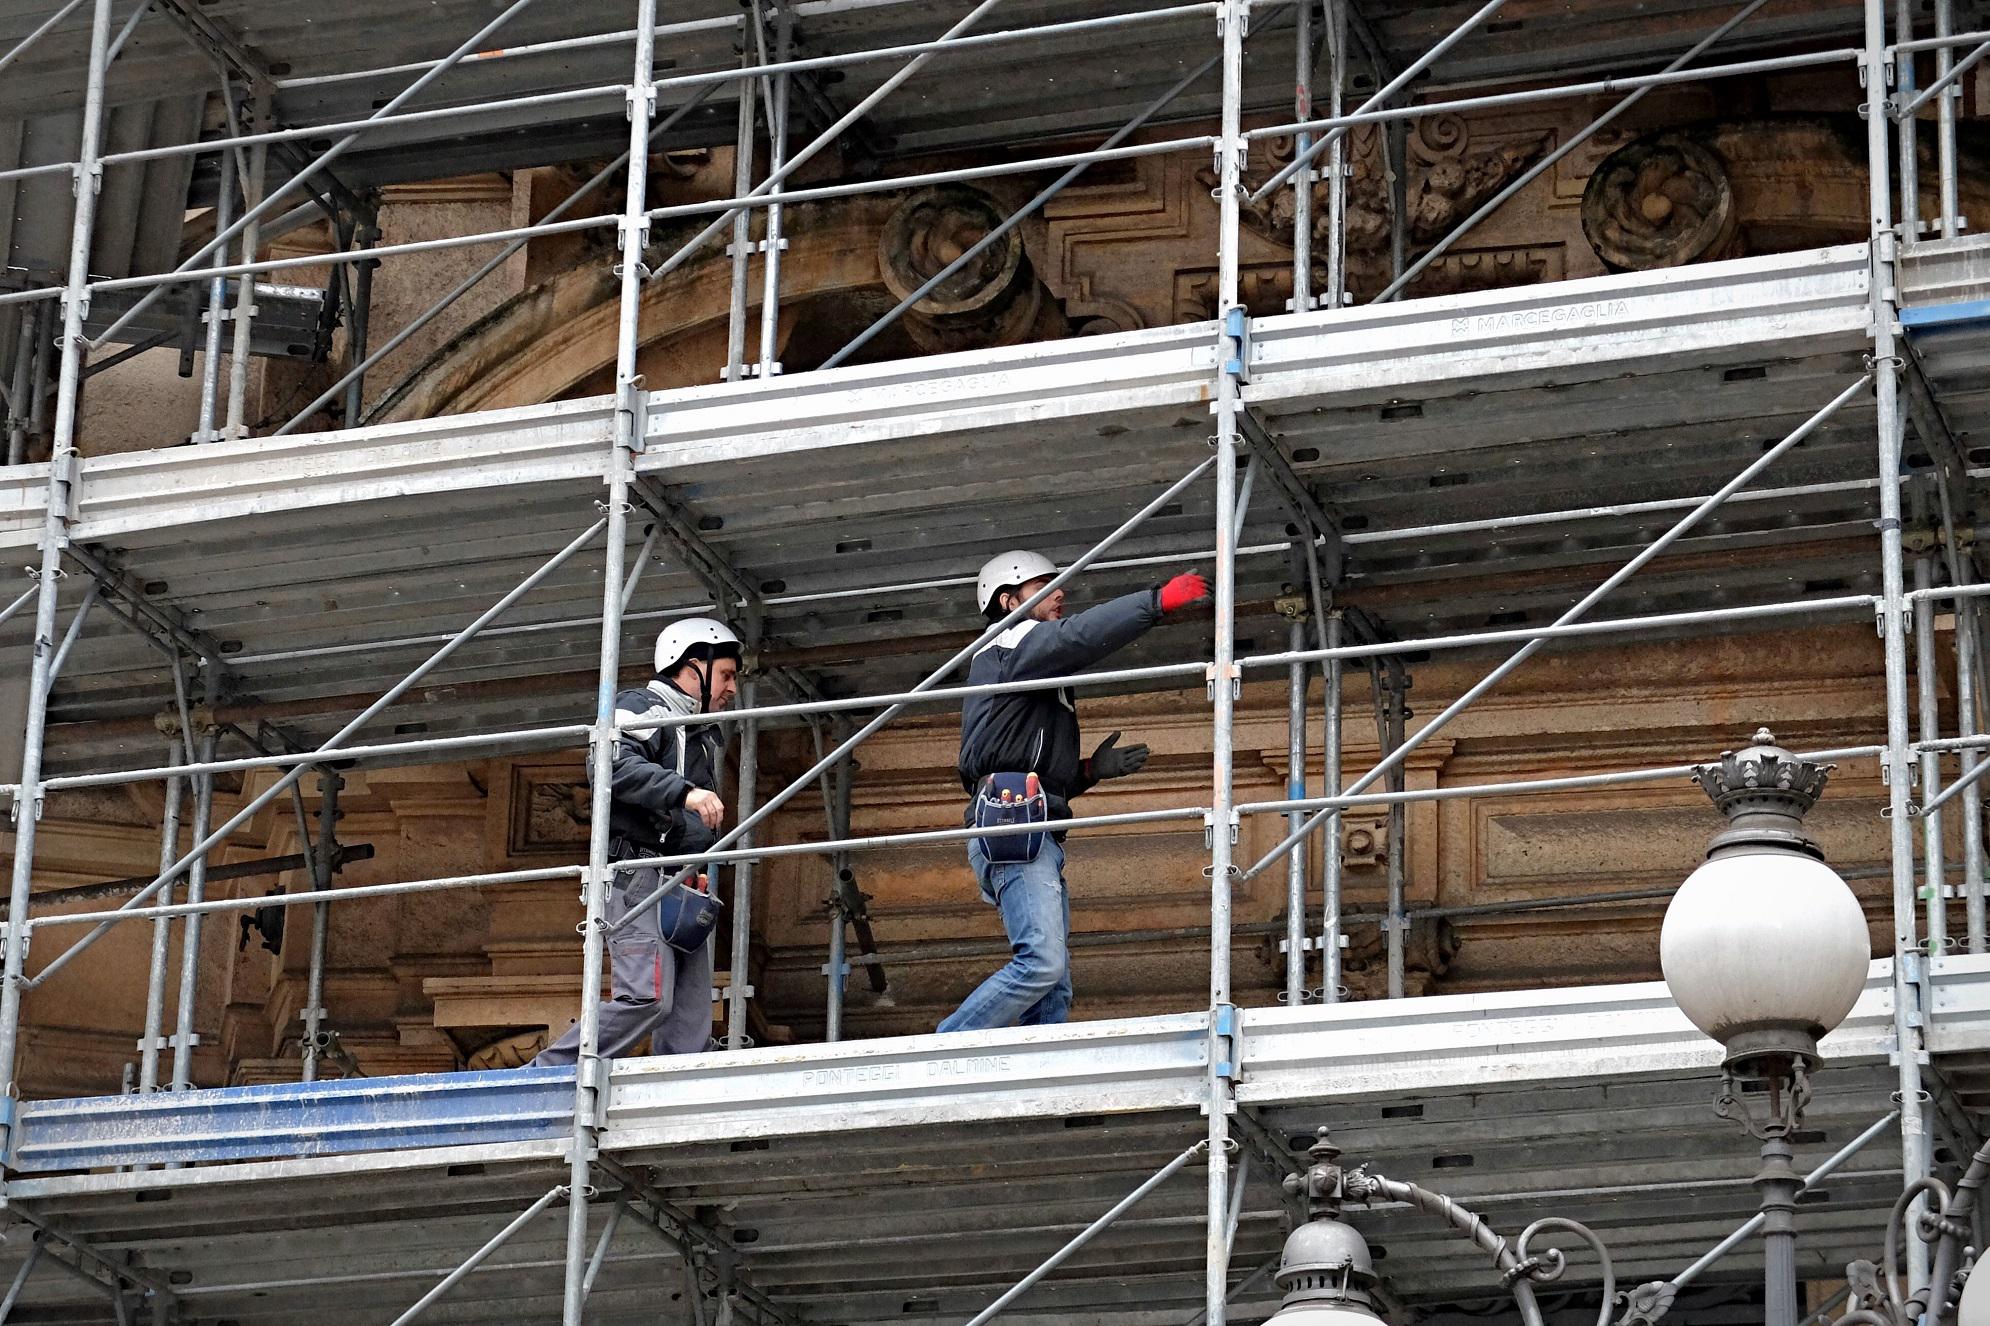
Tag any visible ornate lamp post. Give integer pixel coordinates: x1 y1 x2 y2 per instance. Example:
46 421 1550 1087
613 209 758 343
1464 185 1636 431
1260 1131 1614 1326
1658 728 1873 1326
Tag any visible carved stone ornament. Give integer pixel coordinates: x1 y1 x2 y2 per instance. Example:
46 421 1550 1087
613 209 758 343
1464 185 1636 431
1581 132 1738 271
878 185 1042 354
1213 115 1553 302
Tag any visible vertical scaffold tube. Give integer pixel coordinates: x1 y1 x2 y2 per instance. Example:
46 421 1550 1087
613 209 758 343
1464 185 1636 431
136 742 183 1094
1290 0 1314 311
1916 545 1948 957
1960 599 1987 951
169 731 218 1093
563 2 657 1319
1207 2 1248 1321
1284 613 1307 1005
723 43 757 382
1322 0 1346 310
192 144 235 443
0 0 116 1141
1867 0 1935 1288
755 2 791 379
1320 612 1343 1002
1936 0 1960 235
727 678 760 1049
300 770 342 1084
1896 0 1920 243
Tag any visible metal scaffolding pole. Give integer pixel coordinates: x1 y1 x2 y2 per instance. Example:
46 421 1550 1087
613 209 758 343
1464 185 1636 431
1936 0 1961 235
561 1 657 1318
1282 607 1307 1006
1937 412 1985 955
191 136 237 444
723 39 758 382
754 1 792 380
1319 612 1343 1002
1868 0 1936 1288
726 678 760 1049
819 724 855 1042
223 91 269 441
1916 531 1948 957
1380 663 1407 999
135 740 184 1094
1207 1 1247 1320
1321 0 1347 310
300 770 342 1083
0 0 87 78
1898 0 1921 243
0 0 115 1163
4 303 36 466
168 730 218 1093
1290 0 1315 312
343 214 380 427
391 1185 566 1326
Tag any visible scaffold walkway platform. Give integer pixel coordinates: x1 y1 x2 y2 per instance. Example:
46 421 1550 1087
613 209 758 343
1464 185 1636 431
7 956 1989 1324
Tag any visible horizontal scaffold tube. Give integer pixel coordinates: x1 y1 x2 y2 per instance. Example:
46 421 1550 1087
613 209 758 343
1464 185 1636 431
1 591 1882 803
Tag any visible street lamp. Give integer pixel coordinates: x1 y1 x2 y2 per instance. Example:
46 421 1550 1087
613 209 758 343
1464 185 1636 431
1260 1131 1613 1326
1658 727 1872 1326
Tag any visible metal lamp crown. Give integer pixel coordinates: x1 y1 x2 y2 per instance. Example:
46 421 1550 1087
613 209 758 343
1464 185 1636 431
1691 727 1833 860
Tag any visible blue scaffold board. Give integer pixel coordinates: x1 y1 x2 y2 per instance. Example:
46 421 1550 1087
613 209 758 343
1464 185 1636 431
1901 297 1990 333
6 1066 576 1173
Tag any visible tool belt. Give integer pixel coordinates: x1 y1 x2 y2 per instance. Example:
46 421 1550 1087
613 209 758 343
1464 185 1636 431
970 772 1049 864
615 838 722 954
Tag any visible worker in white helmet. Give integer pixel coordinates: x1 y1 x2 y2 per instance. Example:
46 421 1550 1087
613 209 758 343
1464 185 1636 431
533 617 743 1064
939 551 1208 1032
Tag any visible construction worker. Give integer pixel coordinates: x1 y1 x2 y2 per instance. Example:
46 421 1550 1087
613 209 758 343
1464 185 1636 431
533 618 741 1064
940 551 1209 1032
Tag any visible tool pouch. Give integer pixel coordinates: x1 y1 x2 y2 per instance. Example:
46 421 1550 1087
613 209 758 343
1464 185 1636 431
972 772 1048 864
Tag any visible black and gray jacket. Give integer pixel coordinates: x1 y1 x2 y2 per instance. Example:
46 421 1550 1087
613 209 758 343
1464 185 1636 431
599 678 724 859
956 588 1164 818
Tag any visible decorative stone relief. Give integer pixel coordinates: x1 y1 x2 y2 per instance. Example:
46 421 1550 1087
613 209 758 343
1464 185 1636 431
1581 132 1739 270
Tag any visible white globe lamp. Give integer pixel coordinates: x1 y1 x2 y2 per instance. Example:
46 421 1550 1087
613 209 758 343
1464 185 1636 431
1961 1262 1990 1326
1660 728 1872 1077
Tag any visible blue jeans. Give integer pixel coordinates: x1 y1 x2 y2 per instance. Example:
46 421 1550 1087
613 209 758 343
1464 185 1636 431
938 838 1072 1032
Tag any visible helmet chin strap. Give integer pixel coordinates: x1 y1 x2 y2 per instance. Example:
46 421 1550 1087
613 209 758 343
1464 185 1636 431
687 655 713 713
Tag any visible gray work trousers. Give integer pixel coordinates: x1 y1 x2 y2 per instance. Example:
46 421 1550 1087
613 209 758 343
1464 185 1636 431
533 866 714 1064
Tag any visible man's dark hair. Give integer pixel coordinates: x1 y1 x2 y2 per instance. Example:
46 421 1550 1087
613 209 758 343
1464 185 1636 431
984 586 1020 624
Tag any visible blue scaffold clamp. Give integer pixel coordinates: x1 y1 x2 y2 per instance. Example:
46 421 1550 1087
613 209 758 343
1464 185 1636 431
1222 307 1251 383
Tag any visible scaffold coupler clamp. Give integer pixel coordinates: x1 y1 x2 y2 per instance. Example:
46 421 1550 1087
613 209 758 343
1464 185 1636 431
615 374 649 453
1202 809 1240 849
1221 307 1251 383
1206 660 1241 701
1214 0 1249 39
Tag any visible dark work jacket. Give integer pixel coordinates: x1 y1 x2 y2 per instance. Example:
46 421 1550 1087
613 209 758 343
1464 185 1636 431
956 588 1163 818
598 678 724 860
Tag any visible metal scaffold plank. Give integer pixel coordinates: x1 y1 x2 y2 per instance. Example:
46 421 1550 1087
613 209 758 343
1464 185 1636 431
7 1066 577 1173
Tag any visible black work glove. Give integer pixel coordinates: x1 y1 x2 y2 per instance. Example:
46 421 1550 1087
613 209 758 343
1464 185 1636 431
1085 730 1150 782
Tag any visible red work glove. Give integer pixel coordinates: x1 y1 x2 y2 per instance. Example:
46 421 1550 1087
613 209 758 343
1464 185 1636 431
1158 572 1209 614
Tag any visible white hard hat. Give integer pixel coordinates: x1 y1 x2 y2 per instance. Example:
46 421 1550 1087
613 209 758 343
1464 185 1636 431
654 617 742 674
976 550 1057 613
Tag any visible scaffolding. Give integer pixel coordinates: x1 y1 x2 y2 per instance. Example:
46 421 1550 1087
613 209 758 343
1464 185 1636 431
1 0 1989 1320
